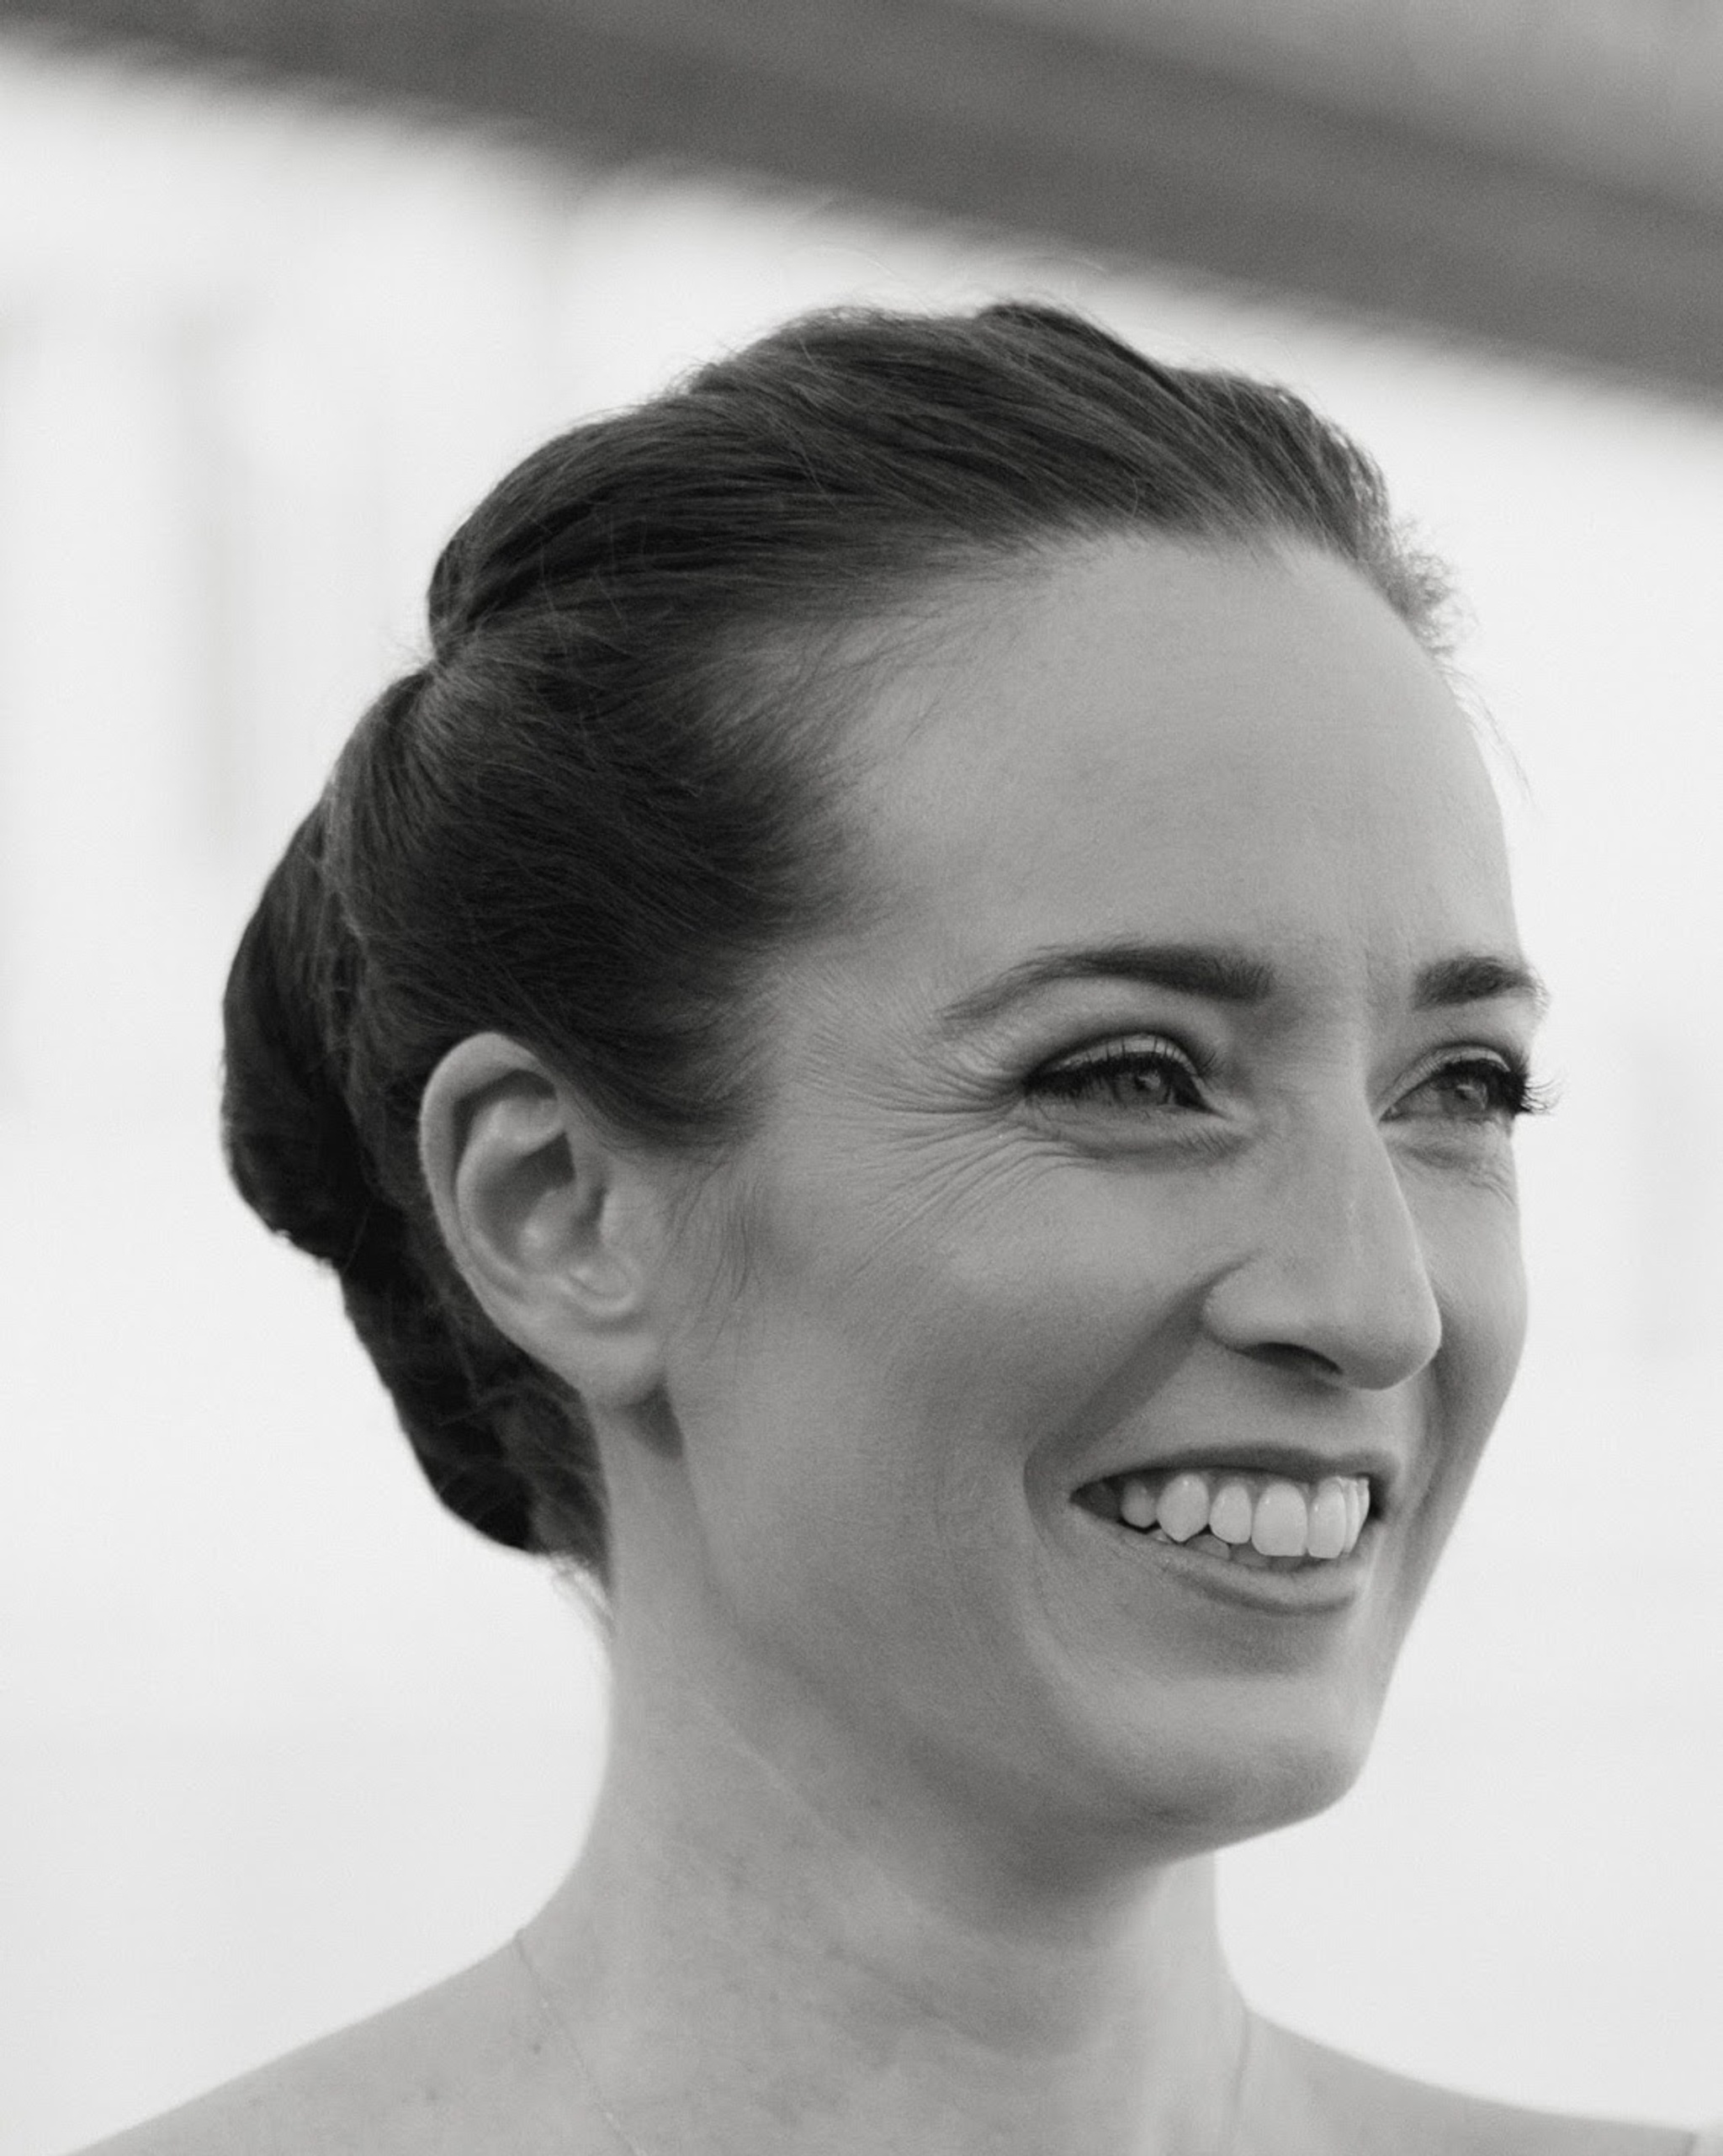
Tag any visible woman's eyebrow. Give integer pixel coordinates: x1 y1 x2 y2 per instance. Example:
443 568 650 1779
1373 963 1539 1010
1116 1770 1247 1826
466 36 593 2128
936 941 1550 1033
1412 952 1550 1020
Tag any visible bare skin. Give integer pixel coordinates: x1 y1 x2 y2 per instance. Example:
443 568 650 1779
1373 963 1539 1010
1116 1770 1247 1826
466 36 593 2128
82 538 1697 2156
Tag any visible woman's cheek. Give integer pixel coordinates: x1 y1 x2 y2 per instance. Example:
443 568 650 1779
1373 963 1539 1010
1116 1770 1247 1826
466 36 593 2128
863 1183 1207 1470
1381 1178 1527 1617
1420 1163 1529 1431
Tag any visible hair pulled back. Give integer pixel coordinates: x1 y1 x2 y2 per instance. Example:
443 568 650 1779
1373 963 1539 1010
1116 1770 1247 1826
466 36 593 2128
220 300 1448 1587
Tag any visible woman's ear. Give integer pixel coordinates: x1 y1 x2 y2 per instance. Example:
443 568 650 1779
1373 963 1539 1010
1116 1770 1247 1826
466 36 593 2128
417 1033 668 1411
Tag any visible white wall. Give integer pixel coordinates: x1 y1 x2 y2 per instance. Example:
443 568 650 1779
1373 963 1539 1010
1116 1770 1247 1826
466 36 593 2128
1 32 1718 2154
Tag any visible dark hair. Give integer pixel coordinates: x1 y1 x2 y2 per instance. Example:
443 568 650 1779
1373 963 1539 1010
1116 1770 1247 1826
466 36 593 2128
220 300 1449 1590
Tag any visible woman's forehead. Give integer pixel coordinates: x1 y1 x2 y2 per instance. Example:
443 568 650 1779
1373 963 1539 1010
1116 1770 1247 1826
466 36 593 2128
839 534 1516 979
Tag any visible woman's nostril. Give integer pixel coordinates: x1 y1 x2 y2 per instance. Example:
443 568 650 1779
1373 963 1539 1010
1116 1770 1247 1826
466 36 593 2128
1256 1341 1346 1380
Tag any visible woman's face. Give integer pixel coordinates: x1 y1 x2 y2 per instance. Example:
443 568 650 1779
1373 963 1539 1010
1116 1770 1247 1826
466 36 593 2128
636 534 1540 1866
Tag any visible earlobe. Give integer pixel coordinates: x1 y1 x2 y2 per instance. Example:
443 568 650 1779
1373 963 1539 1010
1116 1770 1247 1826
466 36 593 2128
417 1033 666 1410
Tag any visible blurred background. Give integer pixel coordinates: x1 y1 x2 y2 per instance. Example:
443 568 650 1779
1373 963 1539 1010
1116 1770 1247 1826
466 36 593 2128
1 3 1720 2149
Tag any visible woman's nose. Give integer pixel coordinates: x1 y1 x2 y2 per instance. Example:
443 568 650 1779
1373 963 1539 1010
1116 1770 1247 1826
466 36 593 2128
1200 1111 1444 1392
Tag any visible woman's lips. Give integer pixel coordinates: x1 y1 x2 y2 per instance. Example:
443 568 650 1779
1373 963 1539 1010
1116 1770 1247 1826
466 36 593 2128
1068 1491 1382 1612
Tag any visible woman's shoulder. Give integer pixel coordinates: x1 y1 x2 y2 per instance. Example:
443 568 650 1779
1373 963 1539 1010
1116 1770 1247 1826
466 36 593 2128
1262 2019 1697 2156
70 1988 1704 2156
67 1948 604 2156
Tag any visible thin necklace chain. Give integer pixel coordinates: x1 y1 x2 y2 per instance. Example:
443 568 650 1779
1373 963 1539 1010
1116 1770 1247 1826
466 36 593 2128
514 1928 649 2156
512 1926 1254 2156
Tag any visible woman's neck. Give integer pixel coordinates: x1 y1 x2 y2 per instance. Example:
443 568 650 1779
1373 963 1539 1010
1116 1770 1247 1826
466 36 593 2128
525 1660 1252 2156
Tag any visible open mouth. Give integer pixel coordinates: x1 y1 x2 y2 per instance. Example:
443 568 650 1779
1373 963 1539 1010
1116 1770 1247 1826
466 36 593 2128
1072 1468 1373 1572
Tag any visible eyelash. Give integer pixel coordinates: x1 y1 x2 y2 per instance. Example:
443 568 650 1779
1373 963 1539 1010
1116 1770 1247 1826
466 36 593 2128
1025 1035 1559 1126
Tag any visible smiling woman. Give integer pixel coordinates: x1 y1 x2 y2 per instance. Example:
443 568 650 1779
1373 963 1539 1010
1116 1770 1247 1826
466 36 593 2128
82 304 1707 2155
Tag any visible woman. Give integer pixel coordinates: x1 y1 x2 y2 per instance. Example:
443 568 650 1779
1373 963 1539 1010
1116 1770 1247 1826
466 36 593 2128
90 303 1714 2154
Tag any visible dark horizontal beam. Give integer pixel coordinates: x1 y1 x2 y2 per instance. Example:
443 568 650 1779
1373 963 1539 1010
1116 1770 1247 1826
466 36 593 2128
12 0 1723 404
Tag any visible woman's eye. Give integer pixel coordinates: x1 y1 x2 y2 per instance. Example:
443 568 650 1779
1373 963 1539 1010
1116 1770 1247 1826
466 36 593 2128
1026 1040 1208 1113
1393 1054 1551 1127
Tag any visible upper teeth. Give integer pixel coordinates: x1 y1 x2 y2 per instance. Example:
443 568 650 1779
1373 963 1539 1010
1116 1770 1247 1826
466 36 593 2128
1109 1469 1370 1560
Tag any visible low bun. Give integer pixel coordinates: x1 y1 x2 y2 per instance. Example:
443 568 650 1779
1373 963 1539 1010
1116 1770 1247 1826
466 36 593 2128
220 740 548 1555
221 799 384 1279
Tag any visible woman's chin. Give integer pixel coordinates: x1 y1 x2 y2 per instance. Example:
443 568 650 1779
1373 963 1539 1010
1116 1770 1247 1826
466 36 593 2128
1206 1716 1376 1844
1061 1681 1386 1861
